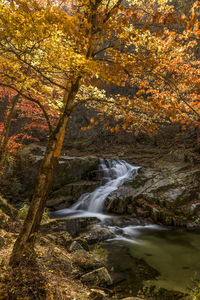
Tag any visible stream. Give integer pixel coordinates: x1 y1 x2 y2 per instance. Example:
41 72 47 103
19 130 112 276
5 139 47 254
52 159 200 296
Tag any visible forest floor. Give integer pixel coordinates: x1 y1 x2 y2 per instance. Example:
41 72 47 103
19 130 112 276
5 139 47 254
0 211 111 300
0 214 86 299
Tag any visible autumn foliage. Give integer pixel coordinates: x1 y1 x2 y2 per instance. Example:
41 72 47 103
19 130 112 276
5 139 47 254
0 0 199 265
0 0 199 137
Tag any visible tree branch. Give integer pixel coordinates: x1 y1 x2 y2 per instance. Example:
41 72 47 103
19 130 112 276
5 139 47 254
0 83 53 133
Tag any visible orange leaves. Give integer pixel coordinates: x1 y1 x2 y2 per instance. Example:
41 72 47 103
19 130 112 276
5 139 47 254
0 0 199 138
115 124 120 133
90 117 94 124
193 20 200 38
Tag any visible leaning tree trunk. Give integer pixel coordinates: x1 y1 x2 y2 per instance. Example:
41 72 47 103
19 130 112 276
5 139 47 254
10 76 81 266
9 113 69 265
9 79 81 267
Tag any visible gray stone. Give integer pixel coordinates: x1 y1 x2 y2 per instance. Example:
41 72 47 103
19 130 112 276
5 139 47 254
9 144 100 205
53 156 99 190
46 196 70 208
105 165 200 226
48 181 99 209
81 225 115 243
69 241 84 252
81 267 113 286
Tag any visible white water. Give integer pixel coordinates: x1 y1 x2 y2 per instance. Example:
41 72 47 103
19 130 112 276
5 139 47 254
52 159 166 241
53 158 139 219
52 158 166 245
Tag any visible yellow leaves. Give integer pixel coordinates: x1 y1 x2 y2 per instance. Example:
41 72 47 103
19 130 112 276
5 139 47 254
193 20 200 38
0 0 199 135
10 0 15 10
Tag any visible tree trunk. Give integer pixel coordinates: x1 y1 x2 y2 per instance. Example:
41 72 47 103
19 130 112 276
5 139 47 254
9 112 69 266
9 78 81 266
0 93 20 167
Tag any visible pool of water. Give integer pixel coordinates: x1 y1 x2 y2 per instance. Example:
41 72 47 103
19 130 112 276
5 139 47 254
104 226 200 297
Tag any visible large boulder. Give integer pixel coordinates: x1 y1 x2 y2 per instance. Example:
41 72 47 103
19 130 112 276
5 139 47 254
105 164 200 227
47 180 99 210
53 155 99 190
2 143 99 205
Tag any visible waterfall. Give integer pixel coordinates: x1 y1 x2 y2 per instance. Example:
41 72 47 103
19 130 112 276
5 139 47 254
52 158 139 219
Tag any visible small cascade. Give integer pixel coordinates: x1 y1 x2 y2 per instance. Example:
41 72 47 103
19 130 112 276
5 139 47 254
52 159 165 244
72 158 139 213
53 158 139 219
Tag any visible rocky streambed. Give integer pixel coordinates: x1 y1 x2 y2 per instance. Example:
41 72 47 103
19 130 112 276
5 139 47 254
1 144 200 299
50 161 200 229
3 143 199 229
105 164 200 228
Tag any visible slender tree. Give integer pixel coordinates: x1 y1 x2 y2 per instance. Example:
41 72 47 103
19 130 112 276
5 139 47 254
0 0 199 265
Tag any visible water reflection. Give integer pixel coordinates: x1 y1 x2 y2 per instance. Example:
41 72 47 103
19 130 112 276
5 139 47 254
106 227 200 293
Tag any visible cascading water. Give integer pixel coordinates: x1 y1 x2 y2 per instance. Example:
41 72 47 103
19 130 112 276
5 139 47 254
52 158 200 294
52 158 139 219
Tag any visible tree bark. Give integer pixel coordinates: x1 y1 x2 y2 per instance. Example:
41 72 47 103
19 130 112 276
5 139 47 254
9 113 69 265
9 79 81 266
0 93 20 167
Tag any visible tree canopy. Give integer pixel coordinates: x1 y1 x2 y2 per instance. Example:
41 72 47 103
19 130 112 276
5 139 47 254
0 0 199 136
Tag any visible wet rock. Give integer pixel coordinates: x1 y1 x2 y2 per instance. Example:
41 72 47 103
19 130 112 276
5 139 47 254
81 267 113 286
80 225 115 243
187 203 200 215
103 217 145 228
64 218 99 236
53 156 99 190
47 181 99 210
